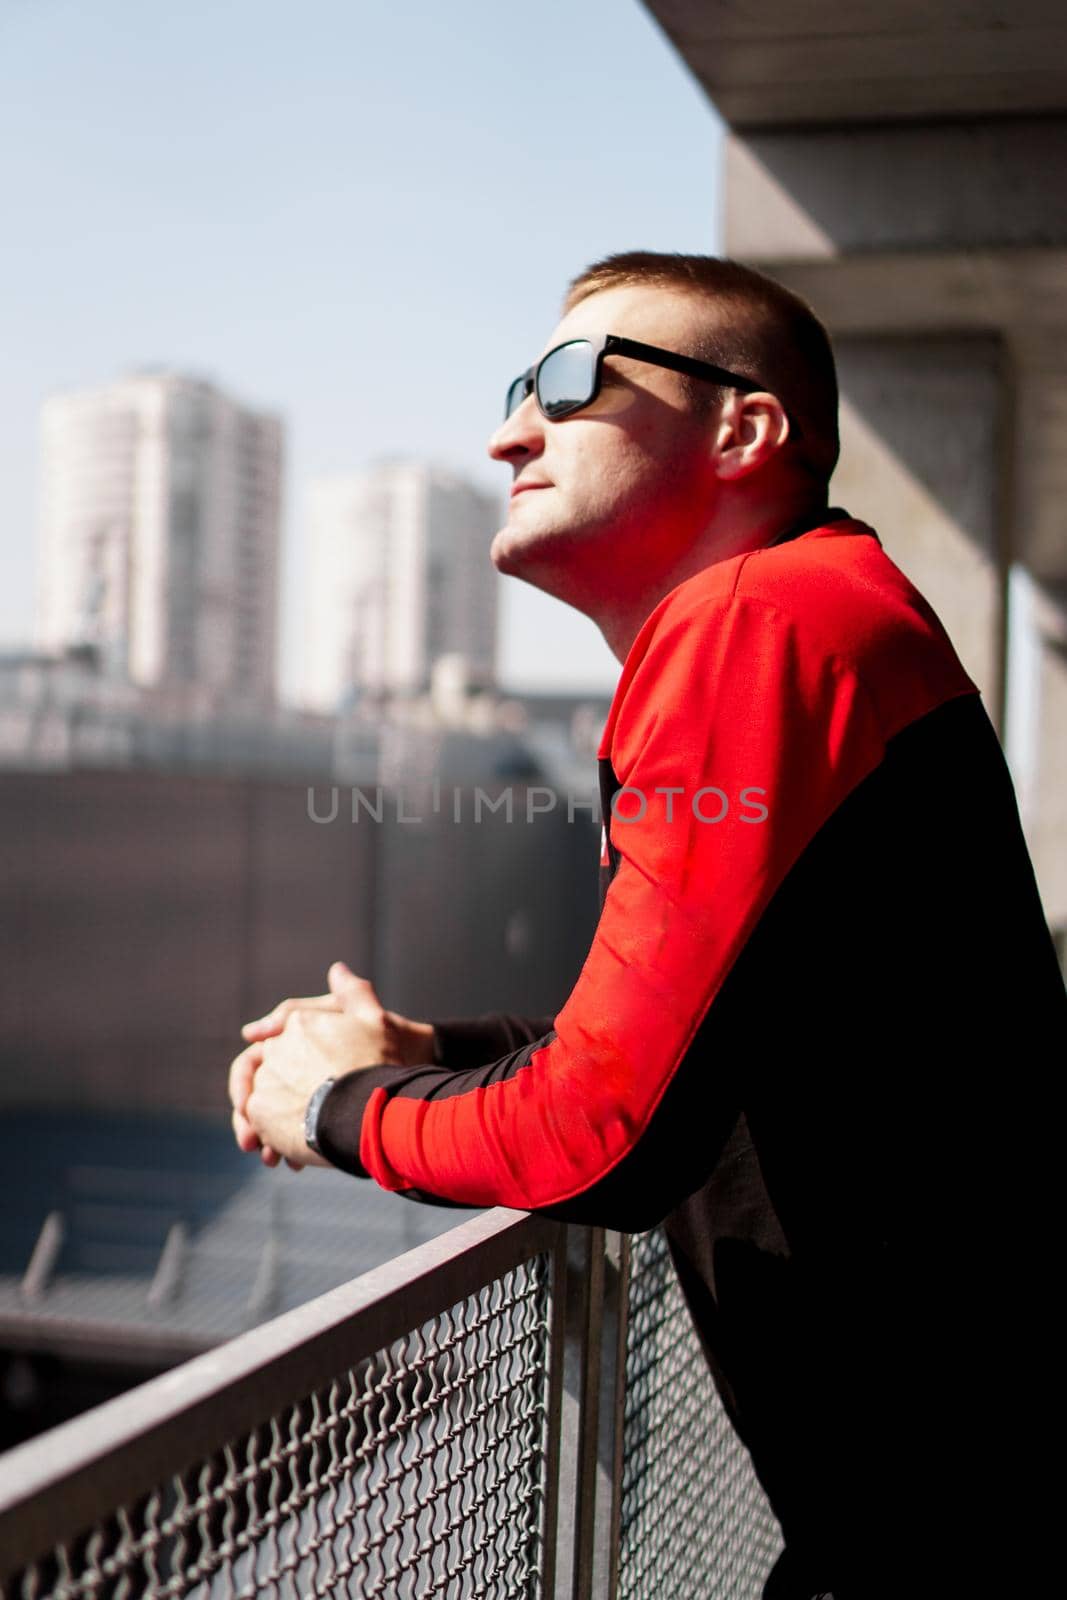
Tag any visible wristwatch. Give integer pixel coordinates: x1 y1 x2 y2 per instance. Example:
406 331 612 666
304 1077 337 1158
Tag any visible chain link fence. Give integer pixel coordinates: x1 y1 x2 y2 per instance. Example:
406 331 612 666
1 1216 785 1600
616 1228 783 1600
10 1258 551 1600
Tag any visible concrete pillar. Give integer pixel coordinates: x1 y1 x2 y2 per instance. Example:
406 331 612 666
724 117 1067 927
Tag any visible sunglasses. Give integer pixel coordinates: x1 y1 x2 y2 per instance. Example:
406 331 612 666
504 333 769 423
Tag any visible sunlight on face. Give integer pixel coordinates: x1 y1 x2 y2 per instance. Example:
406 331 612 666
486 285 723 594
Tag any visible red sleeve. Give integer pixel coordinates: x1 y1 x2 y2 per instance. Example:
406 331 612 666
347 591 892 1214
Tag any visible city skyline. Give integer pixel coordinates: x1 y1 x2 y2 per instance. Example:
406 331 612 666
37 371 282 708
303 461 499 712
30 365 508 715
0 0 724 700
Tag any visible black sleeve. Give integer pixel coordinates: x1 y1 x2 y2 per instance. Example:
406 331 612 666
429 1013 557 1067
315 1016 557 1210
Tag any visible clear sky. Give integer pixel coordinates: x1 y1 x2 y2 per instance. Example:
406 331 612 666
0 0 723 697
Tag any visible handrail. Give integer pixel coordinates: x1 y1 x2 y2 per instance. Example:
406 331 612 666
0 1212 782 1600
0 1207 563 1584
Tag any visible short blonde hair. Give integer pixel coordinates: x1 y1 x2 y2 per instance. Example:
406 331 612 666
564 251 840 485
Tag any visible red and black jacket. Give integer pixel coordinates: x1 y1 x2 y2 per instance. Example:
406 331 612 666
316 509 1061 1218
316 510 1065 1594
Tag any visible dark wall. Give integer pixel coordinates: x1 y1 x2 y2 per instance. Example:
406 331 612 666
364 782 600 1020
0 770 600 1115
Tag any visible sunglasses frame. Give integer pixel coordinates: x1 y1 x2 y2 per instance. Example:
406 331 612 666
504 332 769 424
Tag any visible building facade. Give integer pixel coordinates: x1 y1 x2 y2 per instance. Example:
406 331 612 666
37 372 282 711
302 461 499 711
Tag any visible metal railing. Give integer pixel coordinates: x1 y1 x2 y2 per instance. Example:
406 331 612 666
614 1230 782 1600
0 1210 781 1600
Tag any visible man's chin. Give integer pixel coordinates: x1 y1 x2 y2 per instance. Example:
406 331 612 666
489 523 596 614
492 500 563 565
490 505 591 589
490 524 537 578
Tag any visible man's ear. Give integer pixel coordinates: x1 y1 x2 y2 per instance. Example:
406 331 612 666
714 393 790 481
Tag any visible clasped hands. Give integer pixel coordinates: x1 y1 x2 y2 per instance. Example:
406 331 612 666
227 961 435 1169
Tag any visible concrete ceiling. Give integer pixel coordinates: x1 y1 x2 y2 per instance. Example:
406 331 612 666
641 2 1067 127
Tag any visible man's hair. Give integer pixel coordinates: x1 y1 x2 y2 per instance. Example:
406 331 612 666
563 251 840 487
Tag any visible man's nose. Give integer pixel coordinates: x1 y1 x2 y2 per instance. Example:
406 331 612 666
486 394 544 462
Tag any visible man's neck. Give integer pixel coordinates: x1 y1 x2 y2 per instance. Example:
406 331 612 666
597 498 837 665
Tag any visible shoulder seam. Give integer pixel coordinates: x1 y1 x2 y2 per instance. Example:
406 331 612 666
729 546 761 601
676 586 887 743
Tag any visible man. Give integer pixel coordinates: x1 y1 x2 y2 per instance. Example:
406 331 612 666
229 253 1064 1598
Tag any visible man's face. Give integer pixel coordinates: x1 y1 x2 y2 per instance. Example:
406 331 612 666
486 284 723 591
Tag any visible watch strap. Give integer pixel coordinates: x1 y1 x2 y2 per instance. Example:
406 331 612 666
304 1077 337 1157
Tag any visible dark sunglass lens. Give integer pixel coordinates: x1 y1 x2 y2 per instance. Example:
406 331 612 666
505 375 530 419
537 342 595 419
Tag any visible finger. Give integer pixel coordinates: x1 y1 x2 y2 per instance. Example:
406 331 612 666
284 1157 306 1172
260 1145 282 1168
232 1107 261 1154
241 995 340 1040
327 961 380 1011
228 1043 264 1116
242 1000 306 1040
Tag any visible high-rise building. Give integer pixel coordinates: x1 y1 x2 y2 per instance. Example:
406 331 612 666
37 372 282 709
302 461 500 711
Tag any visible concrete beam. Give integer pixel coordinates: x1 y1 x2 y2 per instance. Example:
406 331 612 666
725 120 1067 258
739 248 1067 337
643 1 1067 127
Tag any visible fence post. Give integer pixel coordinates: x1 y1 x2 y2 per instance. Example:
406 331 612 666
538 1223 570 1600
606 1231 630 1600
546 1226 600 1600
546 1226 626 1600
